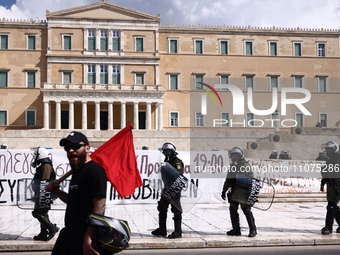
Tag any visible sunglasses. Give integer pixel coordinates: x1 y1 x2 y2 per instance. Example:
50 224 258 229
64 144 87 152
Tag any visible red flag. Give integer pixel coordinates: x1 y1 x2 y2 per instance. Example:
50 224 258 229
90 124 142 198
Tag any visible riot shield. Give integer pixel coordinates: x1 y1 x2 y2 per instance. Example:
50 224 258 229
16 178 67 210
148 162 201 213
230 173 275 211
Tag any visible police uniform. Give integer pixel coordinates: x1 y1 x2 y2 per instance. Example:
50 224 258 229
222 157 257 237
320 151 340 234
152 152 184 238
32 159 58 241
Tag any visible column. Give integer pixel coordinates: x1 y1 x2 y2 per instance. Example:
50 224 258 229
95 101 100 130
82 101 87 129
69 101 74 130
146 102 151 130
158 102 163 130
43 101 50 129
55 101 61 130
108 102 113 130
155 104 158 131
121 102 126 129
133 102 139 130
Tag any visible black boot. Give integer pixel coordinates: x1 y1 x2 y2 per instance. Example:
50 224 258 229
152 212 167 237
321 203 336 235
334 205 340 234
227 206 241 236
168 218 182 239
32 210 59 241
34 227 48 241
243 207 257 237
47 224 59 241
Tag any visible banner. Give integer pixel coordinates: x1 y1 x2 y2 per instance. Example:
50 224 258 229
0 149 324 206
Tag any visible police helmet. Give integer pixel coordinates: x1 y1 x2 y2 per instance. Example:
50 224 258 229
162 142 176 152
31 147 50 168
88 213 130 255
229 147 244 157
322 141 339 152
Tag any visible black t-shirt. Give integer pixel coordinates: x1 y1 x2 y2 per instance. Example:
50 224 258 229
65 160 107 230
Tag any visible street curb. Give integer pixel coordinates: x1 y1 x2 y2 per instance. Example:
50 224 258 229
1 235 340 251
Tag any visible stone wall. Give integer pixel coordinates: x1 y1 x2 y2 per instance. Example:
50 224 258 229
0 127 339 160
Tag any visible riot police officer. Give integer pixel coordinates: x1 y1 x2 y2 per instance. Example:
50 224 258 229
269 150 278 159
320 141 340 235
278 149 291 160
31 147 59 241
221 147 257 237
151 142 184 239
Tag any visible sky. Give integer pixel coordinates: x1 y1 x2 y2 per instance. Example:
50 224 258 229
0 0 339 29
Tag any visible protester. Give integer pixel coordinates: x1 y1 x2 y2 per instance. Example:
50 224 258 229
221 147 257 237
46 131 107 254
151 142 184 239
31 147 59 241
320 141 340 235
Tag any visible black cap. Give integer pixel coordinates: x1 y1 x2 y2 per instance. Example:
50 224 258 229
59 131 89 146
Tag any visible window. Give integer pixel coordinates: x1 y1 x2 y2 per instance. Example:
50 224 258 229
135 37 144 52
320 113 327 127
220 40 228 55
271 111 279 128
295 113 303 127
0 71 8 88
317 43 325 57
195 112 204 126
294 76 303 88
100 30 108 51
219 75 229 90
26 110 36 126
27 35 36 50
112 31 120 51
170 112 179 126
63 35 72 50
169 74 178 90
135 73 144 85
293 42 302 56
88 30 96 50
269 76 279 91
221 112 229 127
269 41 277 56
169 39 178 53
245 76 254 90
88 64 96 84
195 75 204 90
112 65 121 84
195 39 203 54
0 111 7 125
245 41 253 55
318 76 327 92
63 71 72 84
100 64 108 84
0 34 8 49
246 113 254 127
26 72 36 88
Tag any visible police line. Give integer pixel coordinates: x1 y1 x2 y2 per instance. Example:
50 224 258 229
0 149 325 206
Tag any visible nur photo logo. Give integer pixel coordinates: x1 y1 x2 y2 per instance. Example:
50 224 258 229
198 81 312 128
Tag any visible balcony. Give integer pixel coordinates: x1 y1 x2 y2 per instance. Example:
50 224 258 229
42 83 163 91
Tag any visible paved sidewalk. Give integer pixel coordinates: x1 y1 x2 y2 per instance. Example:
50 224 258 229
1 202 340 252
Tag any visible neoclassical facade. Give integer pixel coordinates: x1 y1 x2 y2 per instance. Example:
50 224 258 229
1 0 340 134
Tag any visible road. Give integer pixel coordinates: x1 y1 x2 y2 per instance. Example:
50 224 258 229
1 245 340 255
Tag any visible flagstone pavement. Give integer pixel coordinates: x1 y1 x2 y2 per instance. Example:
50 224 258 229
1 201 340 252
